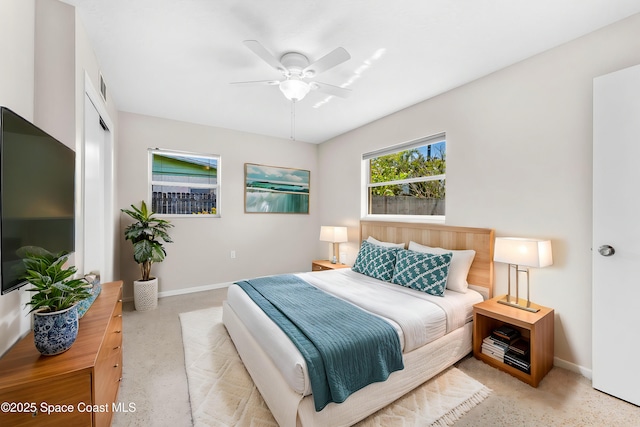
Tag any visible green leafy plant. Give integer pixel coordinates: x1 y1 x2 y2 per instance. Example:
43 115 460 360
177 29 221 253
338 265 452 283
370 146 446 199
121 200 173 281
21 248 92 313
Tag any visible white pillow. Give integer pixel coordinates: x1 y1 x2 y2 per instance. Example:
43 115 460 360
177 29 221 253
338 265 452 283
408 241 475 293
367 236 405 249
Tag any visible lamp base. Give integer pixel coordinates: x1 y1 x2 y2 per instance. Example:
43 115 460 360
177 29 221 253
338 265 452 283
331 242 340 264
497 296 540 313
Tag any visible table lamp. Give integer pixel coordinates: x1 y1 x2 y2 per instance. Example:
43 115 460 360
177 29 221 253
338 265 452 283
494 237 553 312
319 226 348 264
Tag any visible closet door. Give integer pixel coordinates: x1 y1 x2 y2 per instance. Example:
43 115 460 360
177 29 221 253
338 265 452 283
83 90 115 282
592 63 640 406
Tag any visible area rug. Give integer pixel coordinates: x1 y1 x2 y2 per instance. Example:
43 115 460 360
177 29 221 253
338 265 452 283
179 306 491 427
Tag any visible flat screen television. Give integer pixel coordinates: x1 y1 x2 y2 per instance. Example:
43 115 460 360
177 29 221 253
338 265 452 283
0 107 75 294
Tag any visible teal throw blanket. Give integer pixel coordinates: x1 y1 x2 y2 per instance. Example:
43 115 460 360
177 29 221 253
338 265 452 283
236 274 404 411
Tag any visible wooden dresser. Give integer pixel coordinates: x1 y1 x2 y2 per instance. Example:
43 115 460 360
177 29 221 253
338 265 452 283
0 281 123 426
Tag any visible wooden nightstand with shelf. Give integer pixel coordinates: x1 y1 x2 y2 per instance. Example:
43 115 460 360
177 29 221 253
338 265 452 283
312 260 350 272
473 295 554 387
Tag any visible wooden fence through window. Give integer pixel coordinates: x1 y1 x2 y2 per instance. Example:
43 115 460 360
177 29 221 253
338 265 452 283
370 196 444 215
152 192 216 215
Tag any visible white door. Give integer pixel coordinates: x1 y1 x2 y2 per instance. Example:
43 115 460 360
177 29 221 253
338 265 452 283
593 63 640 406
83 93 113 282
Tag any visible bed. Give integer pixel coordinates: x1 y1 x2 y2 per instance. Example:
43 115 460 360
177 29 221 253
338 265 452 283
223 221 494 427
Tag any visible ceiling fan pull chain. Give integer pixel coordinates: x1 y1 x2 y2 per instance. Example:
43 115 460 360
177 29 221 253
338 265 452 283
290 101 296 140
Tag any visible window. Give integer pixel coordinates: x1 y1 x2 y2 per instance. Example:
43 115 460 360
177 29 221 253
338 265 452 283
363 133 445 218
149 149 220 216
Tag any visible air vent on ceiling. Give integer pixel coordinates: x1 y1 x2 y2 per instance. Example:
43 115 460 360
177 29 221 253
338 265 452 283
99 72 107 102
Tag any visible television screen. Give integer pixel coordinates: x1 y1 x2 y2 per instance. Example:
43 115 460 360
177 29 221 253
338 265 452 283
0 107 75 294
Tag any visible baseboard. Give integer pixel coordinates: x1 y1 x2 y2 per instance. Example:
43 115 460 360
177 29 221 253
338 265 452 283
158 282 232 298
120 282 232 303
554 356 592 380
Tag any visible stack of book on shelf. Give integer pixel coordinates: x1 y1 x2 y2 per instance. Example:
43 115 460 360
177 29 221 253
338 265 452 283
504 339 531 374
482 335 508 361
482 325 531 374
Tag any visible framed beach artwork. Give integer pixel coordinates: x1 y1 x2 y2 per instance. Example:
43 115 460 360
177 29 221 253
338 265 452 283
244 163 310 214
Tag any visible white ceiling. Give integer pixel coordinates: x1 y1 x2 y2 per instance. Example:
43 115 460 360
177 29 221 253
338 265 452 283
61 0 640 144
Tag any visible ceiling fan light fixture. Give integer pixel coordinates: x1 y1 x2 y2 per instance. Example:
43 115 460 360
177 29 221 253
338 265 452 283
279 79 310 102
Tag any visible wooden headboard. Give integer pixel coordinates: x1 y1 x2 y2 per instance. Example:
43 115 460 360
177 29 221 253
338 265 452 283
360 221 495 298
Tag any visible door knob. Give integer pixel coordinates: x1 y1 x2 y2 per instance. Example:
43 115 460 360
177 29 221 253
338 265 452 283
598 245 615 256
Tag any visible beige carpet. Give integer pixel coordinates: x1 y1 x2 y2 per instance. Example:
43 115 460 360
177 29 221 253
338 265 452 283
179 306 491 426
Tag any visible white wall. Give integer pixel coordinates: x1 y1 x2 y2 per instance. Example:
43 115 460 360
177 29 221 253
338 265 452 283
34 0 74 146
0 0 116 357
0 0 36 358
0 0 34 119
317 14 640 373
116 112 318 299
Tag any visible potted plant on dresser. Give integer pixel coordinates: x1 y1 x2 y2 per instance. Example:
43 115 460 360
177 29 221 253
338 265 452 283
121 201 173 311
22 248 93 355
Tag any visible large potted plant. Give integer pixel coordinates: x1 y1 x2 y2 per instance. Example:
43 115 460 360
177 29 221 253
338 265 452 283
22 248 92 355
121 201 173 311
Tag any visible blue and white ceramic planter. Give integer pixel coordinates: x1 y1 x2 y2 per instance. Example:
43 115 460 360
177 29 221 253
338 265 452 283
33 305 79 356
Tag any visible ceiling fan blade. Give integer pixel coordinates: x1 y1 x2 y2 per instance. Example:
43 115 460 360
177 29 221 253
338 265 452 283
303 47 351 77
230 79 281 86
243 40 287 74
309 81 351 98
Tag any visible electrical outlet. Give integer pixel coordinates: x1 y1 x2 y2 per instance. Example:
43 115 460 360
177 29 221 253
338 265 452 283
230 250 236 259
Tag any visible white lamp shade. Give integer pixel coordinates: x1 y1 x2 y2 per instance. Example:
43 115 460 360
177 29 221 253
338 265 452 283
279 79 310 101
319 226 348 243
494 237 553 268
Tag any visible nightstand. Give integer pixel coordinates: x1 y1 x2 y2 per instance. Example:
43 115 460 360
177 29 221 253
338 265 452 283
312 260 350 271
473 295 554 387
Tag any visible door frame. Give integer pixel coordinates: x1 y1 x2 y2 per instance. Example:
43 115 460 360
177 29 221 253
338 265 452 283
82 71 115 282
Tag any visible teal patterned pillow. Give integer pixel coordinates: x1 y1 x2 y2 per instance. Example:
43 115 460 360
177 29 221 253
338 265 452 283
352 240 400 281
391 250 452 296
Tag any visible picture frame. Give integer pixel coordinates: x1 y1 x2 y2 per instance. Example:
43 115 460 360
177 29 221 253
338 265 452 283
244 163 310 214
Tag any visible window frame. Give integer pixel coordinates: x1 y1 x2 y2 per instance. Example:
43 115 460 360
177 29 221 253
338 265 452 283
148 148 221 218
361 133 446 223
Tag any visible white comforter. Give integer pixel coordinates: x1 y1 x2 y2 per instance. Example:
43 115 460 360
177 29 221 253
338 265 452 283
225 268 482 396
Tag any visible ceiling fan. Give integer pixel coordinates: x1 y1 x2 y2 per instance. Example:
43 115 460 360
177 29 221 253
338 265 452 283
231 40 352 102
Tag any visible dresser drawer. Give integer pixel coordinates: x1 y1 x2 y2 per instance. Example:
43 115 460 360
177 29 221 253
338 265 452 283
0 371 92 426
96 348 122 400
103 317 122 352
94 348 122 427
101 289 123 351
